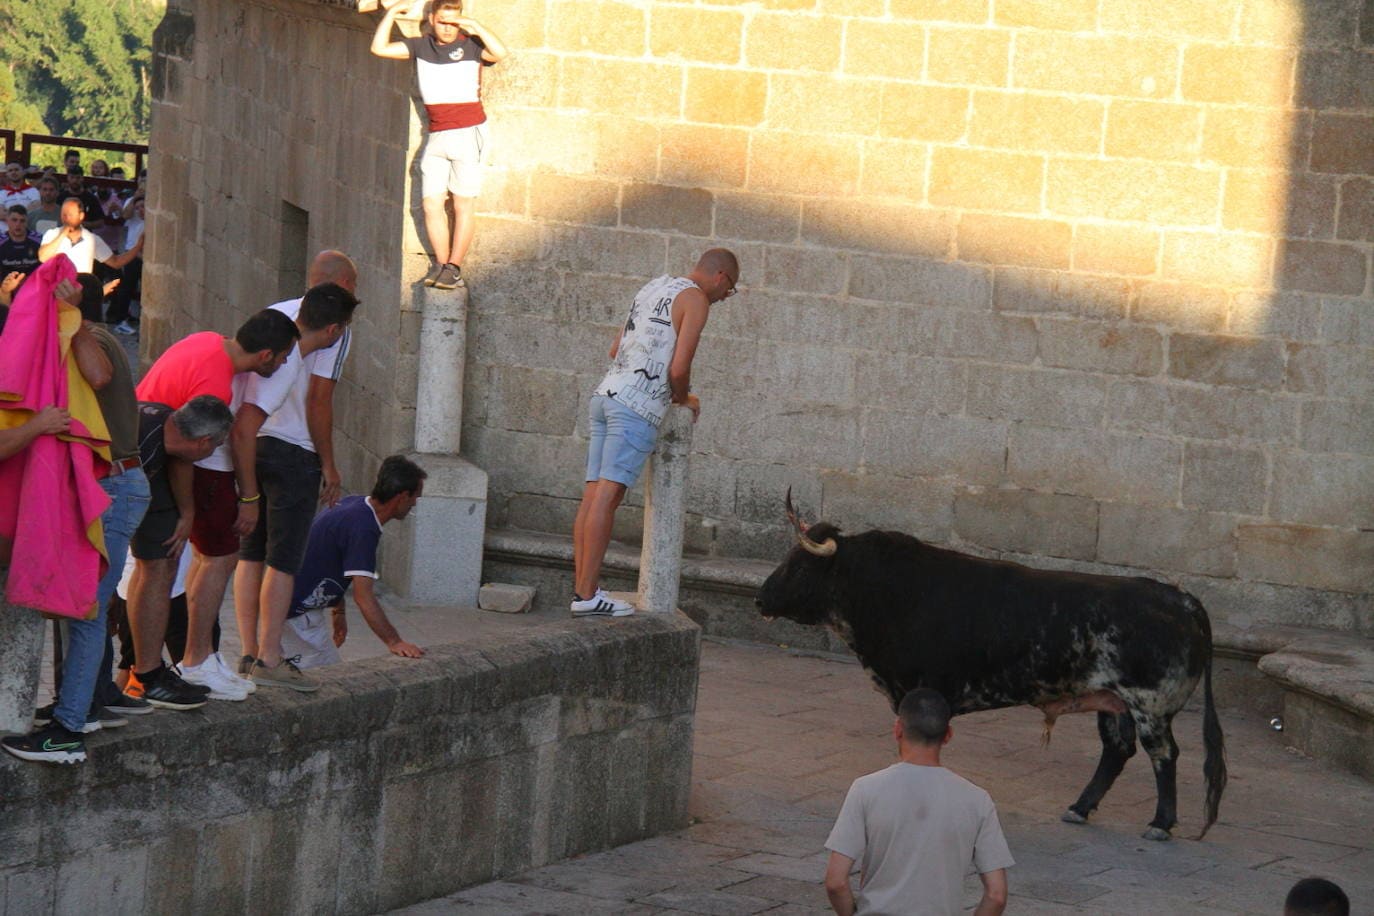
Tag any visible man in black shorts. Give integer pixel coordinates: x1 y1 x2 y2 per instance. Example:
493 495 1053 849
127 396 234 709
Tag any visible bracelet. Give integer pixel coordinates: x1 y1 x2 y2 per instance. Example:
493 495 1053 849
237 493 261 504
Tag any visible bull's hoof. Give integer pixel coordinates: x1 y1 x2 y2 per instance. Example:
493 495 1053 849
1061 809 1088 825
1141 826 1172 842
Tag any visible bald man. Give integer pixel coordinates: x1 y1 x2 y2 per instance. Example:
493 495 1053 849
571 248 740 617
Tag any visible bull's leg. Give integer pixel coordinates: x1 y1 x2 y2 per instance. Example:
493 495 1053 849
1063 711 1136 825
1136 715 1181 841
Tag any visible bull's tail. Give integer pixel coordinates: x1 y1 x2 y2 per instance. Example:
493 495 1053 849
1195 646 1227 840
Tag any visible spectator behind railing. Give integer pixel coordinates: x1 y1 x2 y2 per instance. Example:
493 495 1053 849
60 167 105 229
27 177 62 238
1 163 40 210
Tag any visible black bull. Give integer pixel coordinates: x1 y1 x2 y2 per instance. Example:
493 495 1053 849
755 508 1227 841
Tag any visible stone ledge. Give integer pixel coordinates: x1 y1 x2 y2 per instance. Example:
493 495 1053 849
1257 632 1374 722
0 612 700 914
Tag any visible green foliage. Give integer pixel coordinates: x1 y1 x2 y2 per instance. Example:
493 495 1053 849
0 0 165 144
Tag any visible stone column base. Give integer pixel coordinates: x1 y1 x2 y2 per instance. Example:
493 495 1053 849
379 454 488 606
0 585 46 734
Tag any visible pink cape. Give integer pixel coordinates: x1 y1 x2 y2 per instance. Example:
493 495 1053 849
0 255 111 619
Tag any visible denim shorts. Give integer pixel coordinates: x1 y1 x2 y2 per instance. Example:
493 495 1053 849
584 395 659 488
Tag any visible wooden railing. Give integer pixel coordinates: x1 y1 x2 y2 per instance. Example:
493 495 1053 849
1 130 149 193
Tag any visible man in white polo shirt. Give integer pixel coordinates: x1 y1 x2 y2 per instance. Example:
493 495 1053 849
37 198 142 274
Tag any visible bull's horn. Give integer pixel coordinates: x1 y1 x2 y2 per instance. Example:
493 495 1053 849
798 534 837 557
785 487 837 557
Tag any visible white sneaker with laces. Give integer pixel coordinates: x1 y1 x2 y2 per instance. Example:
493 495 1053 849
570 589 635 618
209 651 256 694
179 658 250 701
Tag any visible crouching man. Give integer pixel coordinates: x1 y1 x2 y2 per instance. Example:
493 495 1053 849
280 455 427 668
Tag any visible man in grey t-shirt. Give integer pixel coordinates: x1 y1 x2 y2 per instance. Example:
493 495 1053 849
824 689 1014 916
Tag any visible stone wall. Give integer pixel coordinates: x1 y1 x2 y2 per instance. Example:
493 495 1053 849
142 0 1372 633
145 0 429 491
461 0 1374 634
0 614 699 914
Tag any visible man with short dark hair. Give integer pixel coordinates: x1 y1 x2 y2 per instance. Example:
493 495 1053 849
26 177 62 238
59 167 105 228
127 313 299 705
1 162 39 210
178 280 358 696
371 0 509 290
0 206 40 280
231 282 361 692
824 688 1014 916
1285 877 1350 916
280 455 427 668
63 150 81 172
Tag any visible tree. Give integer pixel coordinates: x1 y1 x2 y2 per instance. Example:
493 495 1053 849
0 0 164 143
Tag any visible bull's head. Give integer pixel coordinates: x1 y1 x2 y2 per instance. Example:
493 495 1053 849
755 488 841 626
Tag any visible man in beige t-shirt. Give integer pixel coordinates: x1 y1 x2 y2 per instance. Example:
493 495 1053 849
824 689 1014 916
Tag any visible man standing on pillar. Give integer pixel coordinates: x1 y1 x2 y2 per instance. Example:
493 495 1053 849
370 0 509 291
570 249 739 618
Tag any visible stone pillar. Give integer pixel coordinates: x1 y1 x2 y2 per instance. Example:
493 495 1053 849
0 582 45 734
637 406 694 614
381 285 489 606
414 286 467 455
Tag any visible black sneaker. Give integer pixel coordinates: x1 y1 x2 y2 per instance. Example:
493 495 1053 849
139 667 210 711
2 722 87 764
32 701 55 727
105 693 153 716
422 262 444 287
433 263 462 290
91 708 128 731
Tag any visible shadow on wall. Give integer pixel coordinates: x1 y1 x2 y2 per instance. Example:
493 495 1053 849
440 0 1373 634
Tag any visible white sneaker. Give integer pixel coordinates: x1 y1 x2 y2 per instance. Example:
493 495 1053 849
209 651 256 694
570 589 635 618
179 658 249 701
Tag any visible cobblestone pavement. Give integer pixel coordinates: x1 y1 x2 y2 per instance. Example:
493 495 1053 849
394 636 1374 915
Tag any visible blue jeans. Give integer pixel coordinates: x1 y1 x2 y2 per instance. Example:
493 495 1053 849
54 468 149 732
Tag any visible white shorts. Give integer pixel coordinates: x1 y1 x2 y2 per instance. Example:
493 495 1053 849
281 608 343 670
419 124 487 199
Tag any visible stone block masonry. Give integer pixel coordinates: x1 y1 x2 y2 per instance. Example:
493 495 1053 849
457 0 1374 637
0 614 699 914
143 0 1371 635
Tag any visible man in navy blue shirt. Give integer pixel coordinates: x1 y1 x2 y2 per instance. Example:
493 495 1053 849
278 455 428 667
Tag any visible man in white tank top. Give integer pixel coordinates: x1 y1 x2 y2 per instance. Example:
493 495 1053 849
570 249 740 617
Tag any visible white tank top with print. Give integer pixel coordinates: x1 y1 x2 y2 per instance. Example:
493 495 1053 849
596 275 697 427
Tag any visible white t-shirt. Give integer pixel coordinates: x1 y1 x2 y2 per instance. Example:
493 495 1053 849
195 372 251 472
0 185 40 210
826 763 1015 916
123 217 144 251
258 297 351 452
39 226 112 273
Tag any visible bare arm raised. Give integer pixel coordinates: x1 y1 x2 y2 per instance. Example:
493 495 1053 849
370 0 423 59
